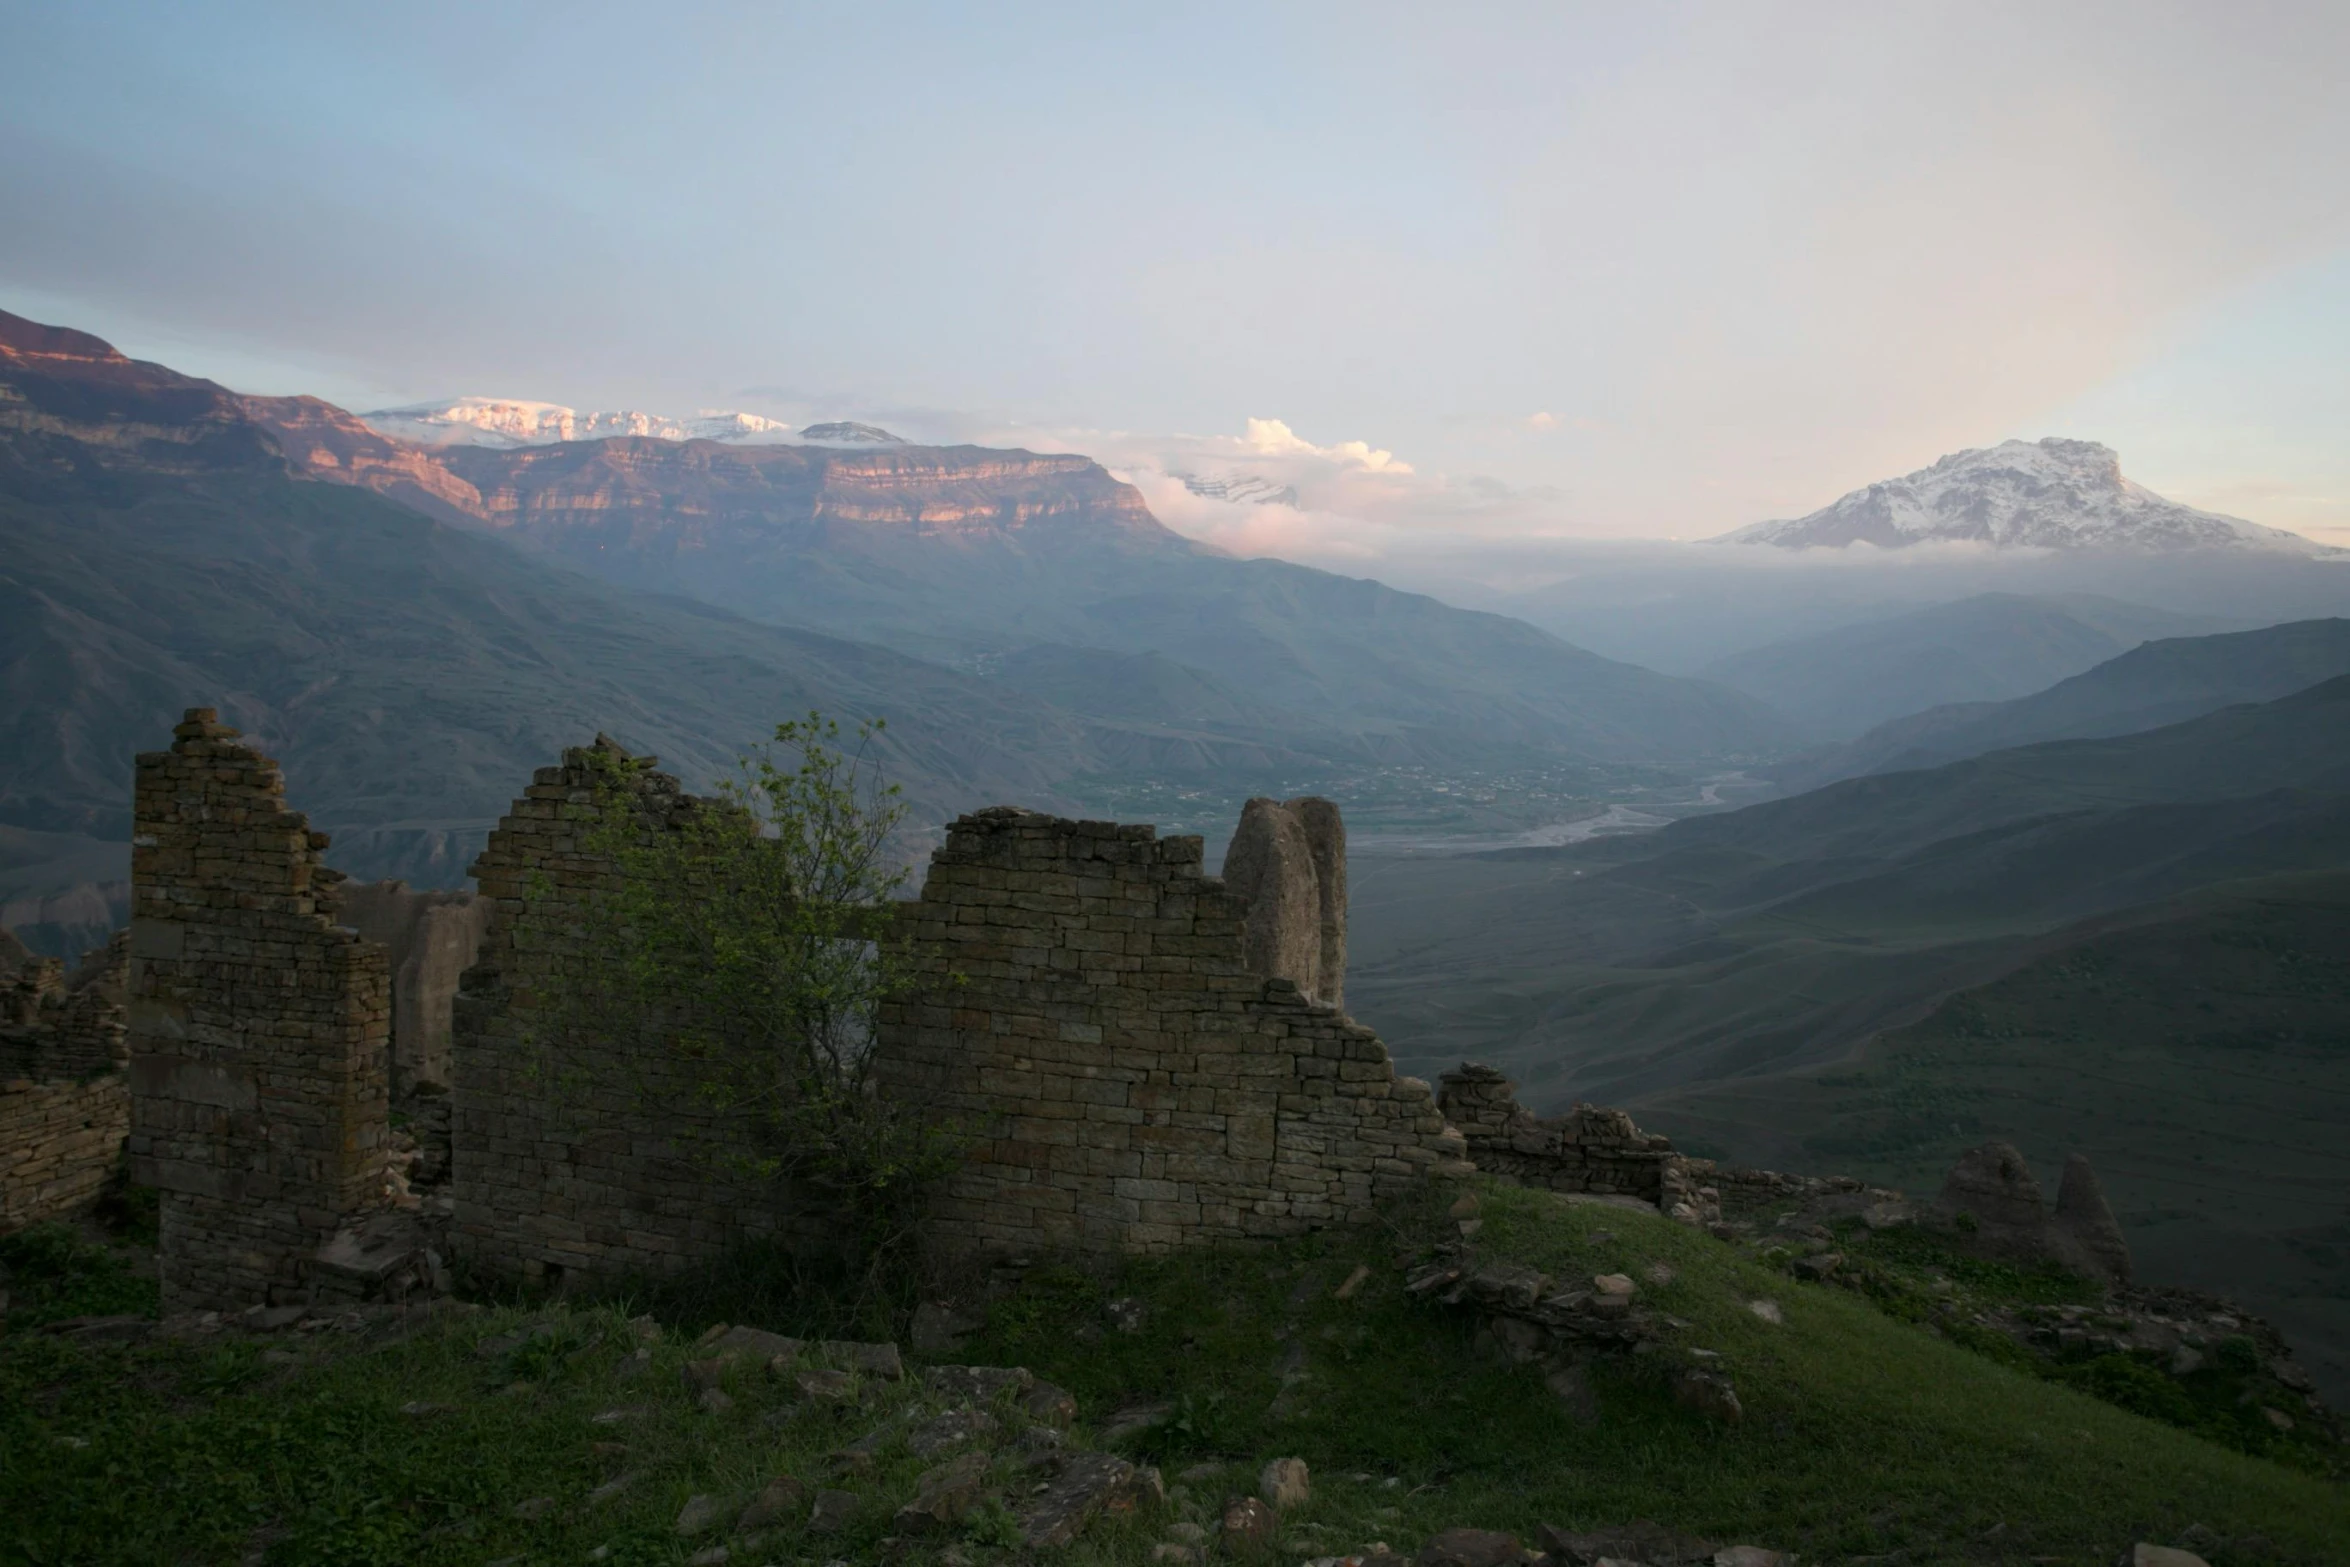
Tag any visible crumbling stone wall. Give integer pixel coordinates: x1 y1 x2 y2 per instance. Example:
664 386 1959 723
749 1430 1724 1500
125 709 395 1309
1 932 132 1231
1221 796 1346 1010
449 740 818 1287
1436 1064 1717 1222
339 881 489 1095
871 806 1470 1257
1932 1141 2132 1284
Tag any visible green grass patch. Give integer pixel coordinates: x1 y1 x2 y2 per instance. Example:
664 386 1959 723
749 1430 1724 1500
2 1182 2344 1565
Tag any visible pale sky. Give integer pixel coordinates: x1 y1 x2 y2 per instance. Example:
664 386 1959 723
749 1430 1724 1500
5 1 2347 545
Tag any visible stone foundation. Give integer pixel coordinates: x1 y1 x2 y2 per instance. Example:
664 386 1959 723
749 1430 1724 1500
871 807 1470 1257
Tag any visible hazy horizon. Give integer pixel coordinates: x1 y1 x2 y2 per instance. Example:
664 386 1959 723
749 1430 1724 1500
5 1 2347 554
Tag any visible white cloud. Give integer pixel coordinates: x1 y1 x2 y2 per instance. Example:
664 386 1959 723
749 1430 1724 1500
1240 416 1414 475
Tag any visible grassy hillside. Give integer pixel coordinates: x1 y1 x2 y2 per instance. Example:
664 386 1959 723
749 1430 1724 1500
6 1180 2343 1566
1778 617 2350 789
1699 592 2226 740
1639 871 2350 1407
0 464 1149 895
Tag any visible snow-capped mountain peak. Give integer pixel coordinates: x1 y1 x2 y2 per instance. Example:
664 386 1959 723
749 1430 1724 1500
360 397 799 449
1714 438 2328 554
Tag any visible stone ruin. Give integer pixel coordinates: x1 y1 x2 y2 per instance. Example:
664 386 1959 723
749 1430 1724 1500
1220 795 1346 1010
872 805 1466 1255
0 711 1488 1310
1 929 130 1231
1931 1139 2132 1284
1436 1063 1718 1223
0 707 2151 1320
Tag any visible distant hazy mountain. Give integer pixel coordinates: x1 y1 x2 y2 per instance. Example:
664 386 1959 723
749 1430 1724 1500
1349 673 2350 1113
1714 437 2328 553
1777 617 2350 789
363 396 800 448
1701 592 2227 738
272 356 1785 770
1 306 1801 951
0 307 1274 929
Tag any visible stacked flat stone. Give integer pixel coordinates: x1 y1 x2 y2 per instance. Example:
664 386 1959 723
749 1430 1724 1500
0 934 132 1231
870 806 1472 1257
125 708 394 1309
450 739 815 1288
1436 1064 1697 1209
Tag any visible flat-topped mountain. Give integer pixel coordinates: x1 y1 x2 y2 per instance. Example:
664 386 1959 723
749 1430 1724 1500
1715 437 2328 553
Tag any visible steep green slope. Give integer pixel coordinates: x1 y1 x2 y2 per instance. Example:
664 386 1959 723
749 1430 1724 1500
6 1183 2341 1565
1780 618 2350 789
1649 675 2350 879
1641 872 2350 1408
0 464 1118 887
1700 593 2226 739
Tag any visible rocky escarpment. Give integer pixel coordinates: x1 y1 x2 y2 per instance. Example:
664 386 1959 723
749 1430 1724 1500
0 307 480 518
434 435 1191 555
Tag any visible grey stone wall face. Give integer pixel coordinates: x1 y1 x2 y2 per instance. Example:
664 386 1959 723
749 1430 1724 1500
871 807 1469 1257
0 1076 128 1231
0 932 132 1231
125 710 394 1310
339 882 490 1095
449 740 812 1288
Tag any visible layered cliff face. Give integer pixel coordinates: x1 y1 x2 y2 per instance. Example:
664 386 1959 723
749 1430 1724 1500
0 313 281 476
0 309 482 522
437 437 1191 557
236 393 484 523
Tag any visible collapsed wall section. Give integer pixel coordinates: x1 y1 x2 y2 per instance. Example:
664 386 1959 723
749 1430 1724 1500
450 739 814 1286
1 933 131 1232
1437 1063 1717 1222
871 807 1469 1256
125 709 394 1309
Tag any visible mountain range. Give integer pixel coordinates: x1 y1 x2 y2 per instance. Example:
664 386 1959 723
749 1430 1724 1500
0 308 1792 948
1775 616 2350 790
1713 436 2331 553
1698 591 2234 739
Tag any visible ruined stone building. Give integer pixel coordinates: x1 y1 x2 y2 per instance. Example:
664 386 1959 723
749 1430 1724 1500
37 712 1480 1309
0 709 2126 1314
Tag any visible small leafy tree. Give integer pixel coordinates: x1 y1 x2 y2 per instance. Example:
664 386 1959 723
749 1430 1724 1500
540 715 962 1267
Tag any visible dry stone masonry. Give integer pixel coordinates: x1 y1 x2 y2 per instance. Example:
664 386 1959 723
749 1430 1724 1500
124 710 396 1309
64 715 2165 1320
1437 1064 1718 1224
871 806 1471 1256
449 739 821 1287
0 931 130 1231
